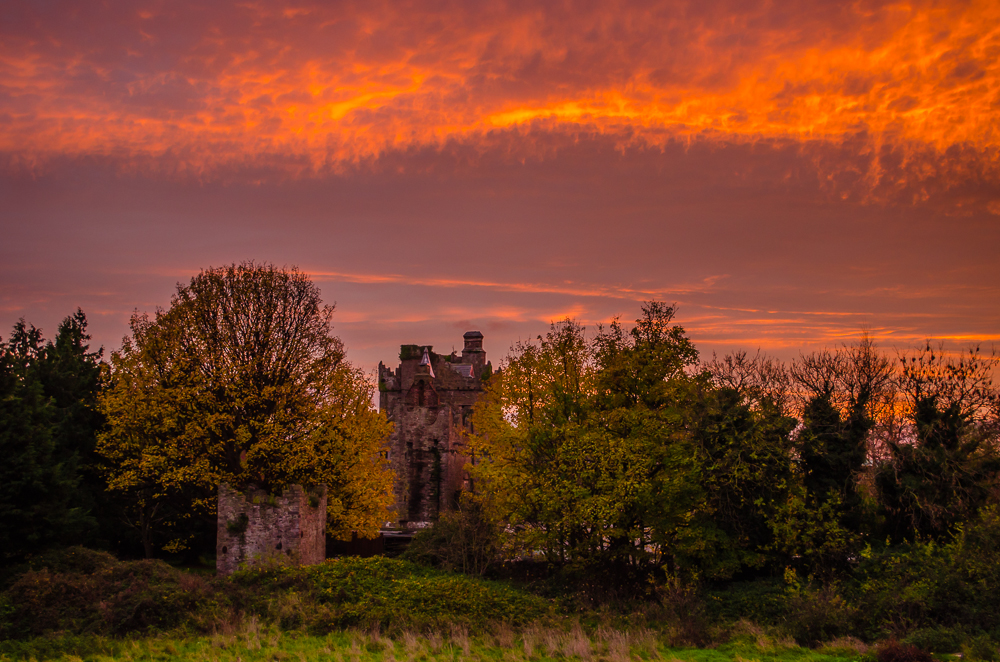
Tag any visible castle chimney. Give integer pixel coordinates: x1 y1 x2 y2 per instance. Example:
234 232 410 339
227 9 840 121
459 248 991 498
461 331 486 373
463 331 483 352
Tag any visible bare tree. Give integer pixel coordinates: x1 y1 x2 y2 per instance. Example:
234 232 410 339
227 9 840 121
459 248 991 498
705 349 792 414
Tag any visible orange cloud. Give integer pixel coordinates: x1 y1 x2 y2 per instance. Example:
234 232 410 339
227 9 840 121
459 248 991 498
309 269 724 299
1 0 997 181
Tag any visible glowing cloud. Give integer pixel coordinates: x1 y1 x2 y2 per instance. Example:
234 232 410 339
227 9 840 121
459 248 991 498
2 0 998 175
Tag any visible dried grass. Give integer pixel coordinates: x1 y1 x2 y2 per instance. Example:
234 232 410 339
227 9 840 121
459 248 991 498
600 627 632 662
451 624 472 656
522 625 538 659
242 614 263 650
427 631 445 653
820 636 870 655
563 623 592 660
495 622 517 648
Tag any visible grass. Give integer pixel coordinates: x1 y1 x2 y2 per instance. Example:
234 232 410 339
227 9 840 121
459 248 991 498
0 623 877 662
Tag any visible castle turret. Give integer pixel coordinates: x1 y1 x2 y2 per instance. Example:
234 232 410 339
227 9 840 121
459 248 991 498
462 331 486 375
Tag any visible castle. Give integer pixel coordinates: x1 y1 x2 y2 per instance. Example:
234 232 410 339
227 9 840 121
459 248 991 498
378 331 491 529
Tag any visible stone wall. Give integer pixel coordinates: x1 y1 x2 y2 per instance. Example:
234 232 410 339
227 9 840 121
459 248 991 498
216 483 327 576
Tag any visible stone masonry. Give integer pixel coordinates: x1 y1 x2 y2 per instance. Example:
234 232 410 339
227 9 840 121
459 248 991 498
378 331 491 529
216 483 327 576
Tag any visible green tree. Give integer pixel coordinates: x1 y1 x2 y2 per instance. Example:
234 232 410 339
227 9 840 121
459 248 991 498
587 302 704 581
469 303 708 588
98 262 393 557
0 319 96 563
36 310 109 546
467 319 593 568
689 383 796 578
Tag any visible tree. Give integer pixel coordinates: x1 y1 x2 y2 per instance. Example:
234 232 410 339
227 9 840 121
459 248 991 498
773 336 895 575
690 382 796 578
36 311 109 545
468 303 709 589
97 262 393 557
0 317 97 564
467 319 593 569
876 344 1000 542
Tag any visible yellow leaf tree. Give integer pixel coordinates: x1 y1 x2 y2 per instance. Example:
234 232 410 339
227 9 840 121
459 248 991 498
98 262 393 557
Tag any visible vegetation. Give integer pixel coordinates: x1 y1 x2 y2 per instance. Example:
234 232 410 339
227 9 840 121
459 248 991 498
467 305 999 592
0 550 548 640
0 311 104 565
2 281 999 660
2 546 999 660
0 623 880 662
96 262 393 556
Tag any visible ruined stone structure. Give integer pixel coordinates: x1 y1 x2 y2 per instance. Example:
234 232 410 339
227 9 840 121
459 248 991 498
378 331 491 529
216 483 327 576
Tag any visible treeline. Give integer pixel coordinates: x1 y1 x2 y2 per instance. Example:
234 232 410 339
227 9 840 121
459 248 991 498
4 280 999 600
410 303 1000 595
1 263 394 566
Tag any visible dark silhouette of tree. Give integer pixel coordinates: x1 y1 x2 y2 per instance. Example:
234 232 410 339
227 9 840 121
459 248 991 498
0 315 99 564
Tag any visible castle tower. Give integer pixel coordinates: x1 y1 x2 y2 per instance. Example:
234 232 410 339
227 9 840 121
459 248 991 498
377 332 491 529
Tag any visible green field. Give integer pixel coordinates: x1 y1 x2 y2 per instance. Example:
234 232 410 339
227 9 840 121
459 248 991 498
0 623 876 662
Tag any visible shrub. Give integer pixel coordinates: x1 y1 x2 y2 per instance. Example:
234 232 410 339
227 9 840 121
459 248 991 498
875 640 935 662
704 578 790 626
964 634 999 662
1 553 211 638
902 627 963 653
220 556 552 634
782 585 858 647
850 510 1000 638
0 546 117 589
402 500 502 576
654 579 711 647
306 557 550 631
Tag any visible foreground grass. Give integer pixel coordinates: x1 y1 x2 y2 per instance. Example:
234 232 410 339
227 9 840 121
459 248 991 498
0 622 873 662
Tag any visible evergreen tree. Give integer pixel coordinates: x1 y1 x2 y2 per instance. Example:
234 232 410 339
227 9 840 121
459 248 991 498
0 319 96 564
691 385 796 578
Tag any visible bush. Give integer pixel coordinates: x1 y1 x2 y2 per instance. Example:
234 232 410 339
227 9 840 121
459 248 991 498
1 552 211 638
964 634 999 662
783 585 858 647
0 546 117 589
704 578 790 626
902 627 963 653
219 556 552 634
875 640 935 662
2 550 552 640
850 509 1000 638
306 557 549 630
401 500 502 576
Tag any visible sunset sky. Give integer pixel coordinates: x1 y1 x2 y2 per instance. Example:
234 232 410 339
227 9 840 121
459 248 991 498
2 0 998 373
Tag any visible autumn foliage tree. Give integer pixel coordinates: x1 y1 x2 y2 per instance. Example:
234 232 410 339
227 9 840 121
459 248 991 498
98 263 393 557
